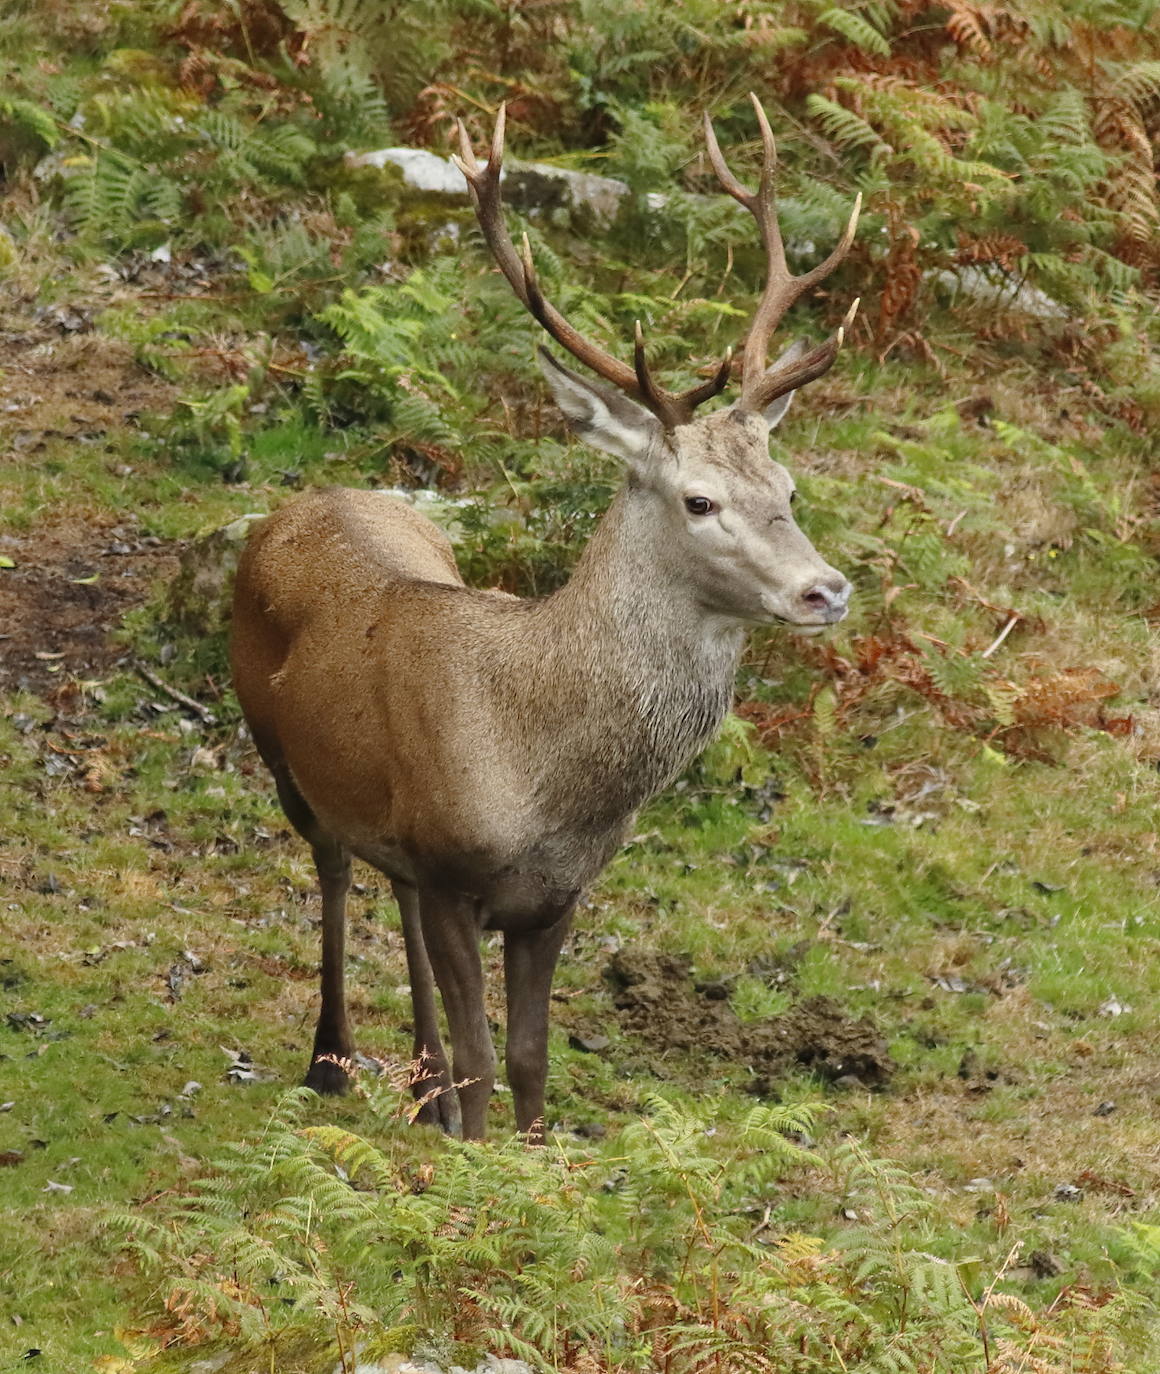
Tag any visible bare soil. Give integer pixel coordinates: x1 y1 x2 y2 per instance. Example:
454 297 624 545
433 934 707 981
0 311 178 693
604 949 892 1091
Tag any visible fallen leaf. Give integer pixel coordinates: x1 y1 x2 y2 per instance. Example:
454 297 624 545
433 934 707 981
0 555 15 569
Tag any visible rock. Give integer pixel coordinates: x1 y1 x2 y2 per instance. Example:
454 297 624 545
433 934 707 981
1029 1249 1066 1278
165 513 263 636
348 147 470 196
345 146 633 230
931 265 1068 319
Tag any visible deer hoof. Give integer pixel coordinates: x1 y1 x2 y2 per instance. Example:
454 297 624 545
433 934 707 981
304 1056 353 1096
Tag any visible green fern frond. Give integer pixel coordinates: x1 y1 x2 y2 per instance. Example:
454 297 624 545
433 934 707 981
819 7 891 56
0 96 58 150
806 94 892 157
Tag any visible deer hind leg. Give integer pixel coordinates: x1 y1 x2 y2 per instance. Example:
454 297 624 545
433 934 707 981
503 912 573 1143
416 887 496 1140
392 880 458 1134
269 767 355 1095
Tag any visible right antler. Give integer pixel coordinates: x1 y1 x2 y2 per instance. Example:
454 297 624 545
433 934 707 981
703 93 861 414
453 107 732 431
454 96 860 428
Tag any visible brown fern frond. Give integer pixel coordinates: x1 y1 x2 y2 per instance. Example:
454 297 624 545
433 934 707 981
946 4 993 58
1094 98 1160 245
956 231 1028 271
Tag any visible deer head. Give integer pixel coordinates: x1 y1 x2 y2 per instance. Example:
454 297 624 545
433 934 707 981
454 95 860 630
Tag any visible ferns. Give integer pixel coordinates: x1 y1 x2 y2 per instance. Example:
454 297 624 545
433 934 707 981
55 83 321 247
819 7 892 58
105 1088 1157 1371
807 93 892 157
0 94 58 151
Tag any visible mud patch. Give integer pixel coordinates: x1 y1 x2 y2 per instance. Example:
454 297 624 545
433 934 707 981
604 950 892 1090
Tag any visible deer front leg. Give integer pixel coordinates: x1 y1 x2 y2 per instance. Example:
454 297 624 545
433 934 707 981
392 880 459 1134
417 887 496 1139
304 838 356 1095
503 912 573 1143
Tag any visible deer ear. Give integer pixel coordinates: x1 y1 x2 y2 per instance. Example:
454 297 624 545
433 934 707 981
538 346 663 466
760 340 807 431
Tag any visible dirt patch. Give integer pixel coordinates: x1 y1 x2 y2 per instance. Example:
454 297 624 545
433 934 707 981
604 949 892 1091
0 309 181 697
0 518 177 696
0 316 174 453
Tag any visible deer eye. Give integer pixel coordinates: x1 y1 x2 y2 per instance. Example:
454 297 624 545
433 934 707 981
684 495 717 516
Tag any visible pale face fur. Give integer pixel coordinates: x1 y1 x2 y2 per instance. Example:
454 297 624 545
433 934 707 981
539 347 851 631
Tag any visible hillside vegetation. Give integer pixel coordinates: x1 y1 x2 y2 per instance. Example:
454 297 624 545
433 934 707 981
1 2 1159 1371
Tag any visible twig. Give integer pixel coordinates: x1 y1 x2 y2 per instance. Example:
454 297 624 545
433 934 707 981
981 614 1020 660
134 661 217 725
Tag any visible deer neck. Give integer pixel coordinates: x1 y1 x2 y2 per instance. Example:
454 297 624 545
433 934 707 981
500 485 745 815
553 483 741 656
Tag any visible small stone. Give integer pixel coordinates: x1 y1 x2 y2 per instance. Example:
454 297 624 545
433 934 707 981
1053 1182 1083 1202
1093 1100 1116 1116
963 1177 995 1193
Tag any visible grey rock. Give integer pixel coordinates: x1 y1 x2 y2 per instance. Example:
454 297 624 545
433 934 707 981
165 513 264 636
346 145 632 230
931 265 1068 319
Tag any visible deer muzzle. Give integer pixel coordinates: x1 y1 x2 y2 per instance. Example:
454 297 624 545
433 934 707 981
800 575 852 624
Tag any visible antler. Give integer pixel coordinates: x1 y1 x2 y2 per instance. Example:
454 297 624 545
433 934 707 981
703 92 861 414
453 106 732 431
455 96 859 428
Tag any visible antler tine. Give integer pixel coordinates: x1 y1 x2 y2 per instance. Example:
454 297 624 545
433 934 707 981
705 93 861 412
681 346 735 410
751 298 860 410
632 320 671 419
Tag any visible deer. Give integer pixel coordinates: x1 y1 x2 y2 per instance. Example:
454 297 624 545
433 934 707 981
230 94 860 1142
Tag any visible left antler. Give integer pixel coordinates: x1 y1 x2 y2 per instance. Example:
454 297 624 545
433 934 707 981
702 92 861 413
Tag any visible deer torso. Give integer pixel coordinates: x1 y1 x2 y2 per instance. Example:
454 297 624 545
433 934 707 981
235 487 744 930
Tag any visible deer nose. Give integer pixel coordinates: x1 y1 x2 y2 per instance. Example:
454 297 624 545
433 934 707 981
801 577 851 622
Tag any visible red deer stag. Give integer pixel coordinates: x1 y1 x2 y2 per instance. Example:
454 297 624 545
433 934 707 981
231 95 860 1140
